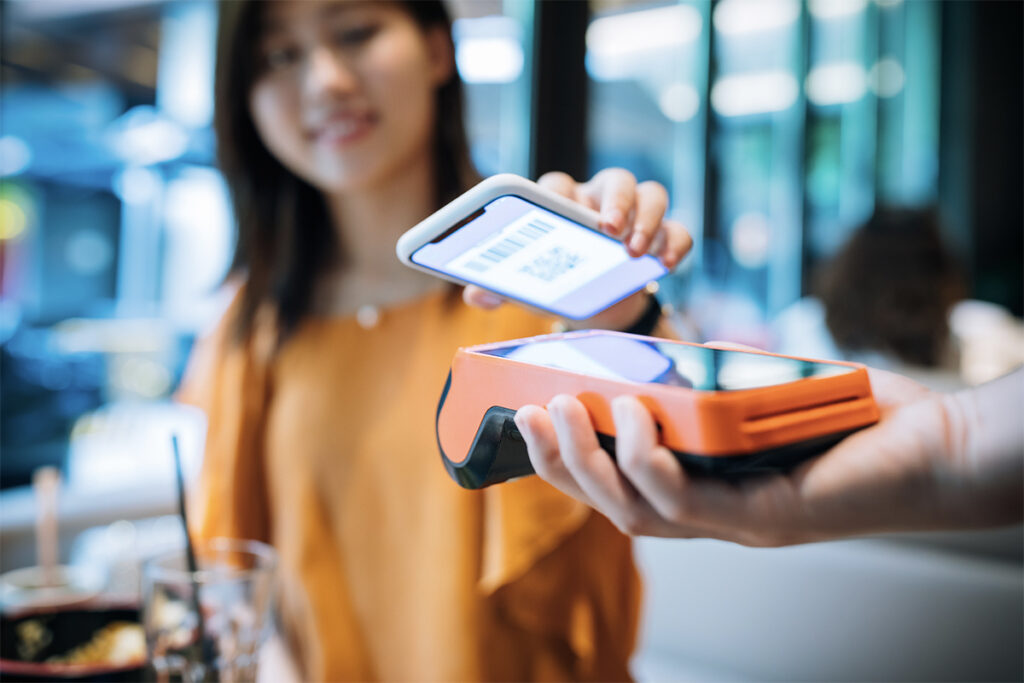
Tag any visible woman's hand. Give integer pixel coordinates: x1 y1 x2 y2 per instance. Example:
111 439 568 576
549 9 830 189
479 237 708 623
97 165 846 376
513 359 1024 546
463 169 692 330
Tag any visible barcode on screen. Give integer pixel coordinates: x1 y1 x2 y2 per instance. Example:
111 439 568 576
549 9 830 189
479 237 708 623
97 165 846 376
462 218 556 273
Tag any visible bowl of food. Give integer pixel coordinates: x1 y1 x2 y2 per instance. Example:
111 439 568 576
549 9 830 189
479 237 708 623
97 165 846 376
0 598 146 682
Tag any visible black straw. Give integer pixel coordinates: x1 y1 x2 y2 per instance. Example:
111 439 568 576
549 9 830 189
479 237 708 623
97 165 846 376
171 434 216 670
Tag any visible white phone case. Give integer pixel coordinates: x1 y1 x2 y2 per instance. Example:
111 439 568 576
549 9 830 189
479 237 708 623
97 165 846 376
395 173 603 286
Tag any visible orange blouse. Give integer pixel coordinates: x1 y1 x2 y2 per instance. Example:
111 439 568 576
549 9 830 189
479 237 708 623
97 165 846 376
179 290 642 682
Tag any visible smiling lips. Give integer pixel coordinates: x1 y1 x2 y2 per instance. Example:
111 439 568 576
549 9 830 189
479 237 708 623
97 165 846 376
308 112 377 146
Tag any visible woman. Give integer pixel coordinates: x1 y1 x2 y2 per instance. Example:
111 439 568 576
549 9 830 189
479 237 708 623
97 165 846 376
180 1 691 680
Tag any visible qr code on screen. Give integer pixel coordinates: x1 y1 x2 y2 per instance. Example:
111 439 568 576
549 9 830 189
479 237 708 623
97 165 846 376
519 247 582 282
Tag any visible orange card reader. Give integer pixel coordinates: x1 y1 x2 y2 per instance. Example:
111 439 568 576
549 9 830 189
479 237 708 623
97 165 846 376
436 330 880 488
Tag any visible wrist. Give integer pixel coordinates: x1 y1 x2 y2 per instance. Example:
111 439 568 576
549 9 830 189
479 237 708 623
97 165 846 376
940 373 1024 526
620 293 663 336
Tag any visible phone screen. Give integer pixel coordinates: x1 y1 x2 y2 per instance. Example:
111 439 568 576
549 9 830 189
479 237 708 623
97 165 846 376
481 333 854 390
410 195 667 319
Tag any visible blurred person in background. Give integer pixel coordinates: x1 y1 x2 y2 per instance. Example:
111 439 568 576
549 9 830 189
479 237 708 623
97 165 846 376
773 207 1004 392
818 208 964 369
177 1 689 680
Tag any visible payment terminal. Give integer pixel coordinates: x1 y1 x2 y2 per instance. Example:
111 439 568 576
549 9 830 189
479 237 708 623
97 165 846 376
436 330 879 489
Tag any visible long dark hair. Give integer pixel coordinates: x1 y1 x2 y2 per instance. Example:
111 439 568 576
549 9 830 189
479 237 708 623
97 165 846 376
214 1 476 345
816 207 966 367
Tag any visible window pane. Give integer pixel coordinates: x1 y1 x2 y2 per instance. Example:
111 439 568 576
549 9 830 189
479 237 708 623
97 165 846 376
449 0 534 176
585 0 710 307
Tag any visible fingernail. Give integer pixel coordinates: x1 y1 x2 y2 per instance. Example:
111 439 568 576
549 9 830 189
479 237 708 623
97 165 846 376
611 396 630 420
629 234 645 253
546 400 562 420
602 209 624 234
513 411 531 439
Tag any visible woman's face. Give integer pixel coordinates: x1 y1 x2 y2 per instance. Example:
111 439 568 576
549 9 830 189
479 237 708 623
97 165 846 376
249 1 452 194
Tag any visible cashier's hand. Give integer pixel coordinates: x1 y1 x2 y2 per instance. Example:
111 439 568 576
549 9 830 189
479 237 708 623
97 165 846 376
514 357 1023 546
463 169 692 330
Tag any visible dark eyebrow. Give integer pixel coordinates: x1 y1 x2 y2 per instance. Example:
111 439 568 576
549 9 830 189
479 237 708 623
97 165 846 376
258 2 373 37
320 3 362 20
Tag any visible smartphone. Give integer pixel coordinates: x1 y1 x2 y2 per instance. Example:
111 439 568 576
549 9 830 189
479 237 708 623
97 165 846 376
435 331 880 488
396 174 668 319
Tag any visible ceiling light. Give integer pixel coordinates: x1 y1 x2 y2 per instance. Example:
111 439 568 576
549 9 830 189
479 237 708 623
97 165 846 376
869 57 905 98
809 0 869 20
711 71 799 117
714 0 800 36
806 61 868 106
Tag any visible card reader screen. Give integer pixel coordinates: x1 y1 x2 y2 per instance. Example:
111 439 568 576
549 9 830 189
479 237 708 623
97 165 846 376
482 333 854 390
410 195 667 319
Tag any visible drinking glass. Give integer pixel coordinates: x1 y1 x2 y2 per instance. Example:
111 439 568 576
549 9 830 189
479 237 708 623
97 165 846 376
141 538 277 683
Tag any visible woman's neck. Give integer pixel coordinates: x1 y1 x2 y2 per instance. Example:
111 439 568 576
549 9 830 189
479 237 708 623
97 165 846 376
320 152 445 313
326 152 436 270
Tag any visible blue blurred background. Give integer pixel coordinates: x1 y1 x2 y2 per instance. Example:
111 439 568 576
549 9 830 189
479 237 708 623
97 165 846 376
1 1 1021 680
